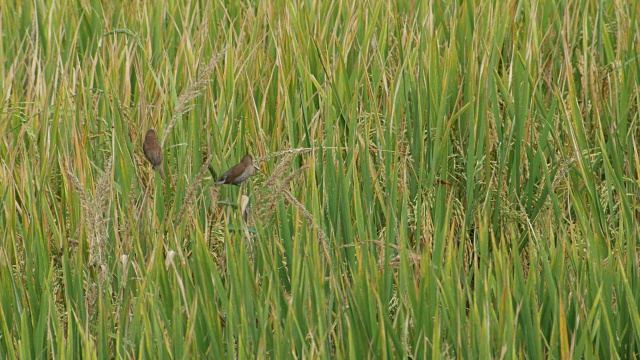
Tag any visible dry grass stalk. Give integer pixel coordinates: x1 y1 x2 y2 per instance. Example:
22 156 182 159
65 156 113 317
254 146 352 165
280 186 332 264
255 154 332 265
254 154 293 222
206 186 225 272
240 195 255 263
174 155 216 226
65 157 112 276
255 149 310 164
262 153 292 188
161 46 229 146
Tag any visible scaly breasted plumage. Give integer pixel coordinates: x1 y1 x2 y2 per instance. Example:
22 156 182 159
215 155 255 186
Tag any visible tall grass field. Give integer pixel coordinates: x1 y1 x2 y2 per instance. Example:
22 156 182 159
2 0 640 358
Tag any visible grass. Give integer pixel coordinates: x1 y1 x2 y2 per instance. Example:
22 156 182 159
1 0 640 358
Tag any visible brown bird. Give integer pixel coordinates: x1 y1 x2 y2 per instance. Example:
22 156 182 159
143 129 166 181
215 155 255 186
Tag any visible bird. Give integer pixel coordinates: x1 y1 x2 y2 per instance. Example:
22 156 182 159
215 155 255 186
143 129 166 181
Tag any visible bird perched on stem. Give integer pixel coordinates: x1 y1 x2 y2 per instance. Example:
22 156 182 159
143 129 166 181
215 155 255 186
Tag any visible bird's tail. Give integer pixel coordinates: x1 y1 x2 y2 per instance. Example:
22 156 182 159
213 175 227 185
157 163 166 181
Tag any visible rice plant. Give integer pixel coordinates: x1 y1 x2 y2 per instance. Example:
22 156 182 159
1 0 639 358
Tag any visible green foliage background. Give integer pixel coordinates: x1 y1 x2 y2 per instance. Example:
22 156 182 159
1 0 640 358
